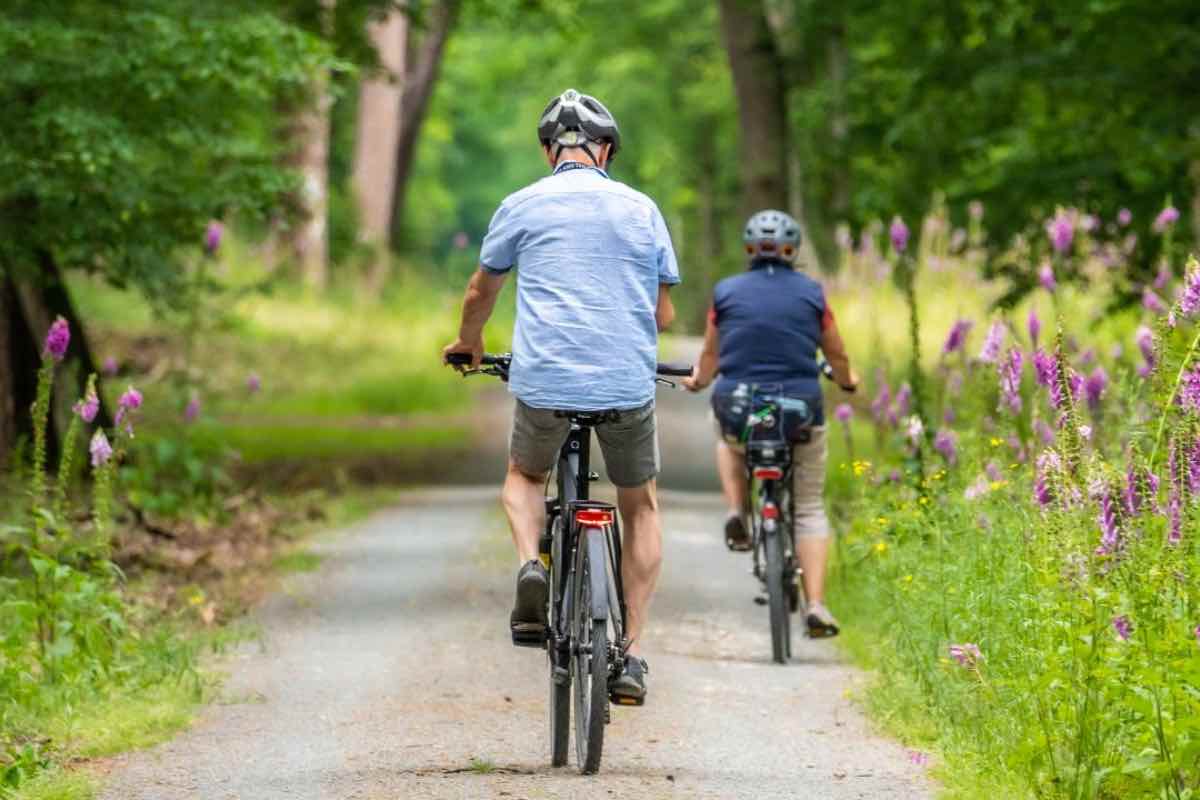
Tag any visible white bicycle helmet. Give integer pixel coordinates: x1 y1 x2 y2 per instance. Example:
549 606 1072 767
538 89 622 164
743 209 802 263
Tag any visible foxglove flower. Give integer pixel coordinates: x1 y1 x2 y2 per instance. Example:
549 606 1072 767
1117 208 1132 226
986 461 1003 482
1033 348 1057 387
948 643 983 668
247 372 262 394
834 403 852 423
942 319 974 355
965 476 989 500
1142 288 1167 314
871 383 891 424
943 407 956 424
1180 266 1200 318
978 321 1005 363
184 394 201 423
73 391 99 423
1153 205 1180 233
1153 267 1170 291
1036 419 1055 445
1048 213 1074 254
1124 462 1145 516
102 356 119 376
998 348 1023 414
204 221 223 255
115 385 144 433
906 415 925 446
1038 263 1057 292
1189 438 1200 495
894 383 912 416
890 216 909 253
1111 615 1132 641
89 429 113 467
933 429 958 465
1096 491 1119 554
1027 309 1041 346
43 316 70 361
1179 365 1200 414
1084 366 1108 411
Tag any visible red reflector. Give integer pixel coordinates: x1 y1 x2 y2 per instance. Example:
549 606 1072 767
762 504 779 520
576 509 614 526
754 467 784 480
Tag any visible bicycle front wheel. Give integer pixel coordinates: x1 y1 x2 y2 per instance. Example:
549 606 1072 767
765 525 791 664
571 528 609 774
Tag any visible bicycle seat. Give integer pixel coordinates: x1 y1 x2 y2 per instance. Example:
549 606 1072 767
555 409 622 426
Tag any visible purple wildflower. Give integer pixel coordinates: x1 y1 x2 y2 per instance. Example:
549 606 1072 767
1036 419 1055 445
894 383 912 417
1180 266 1200 318
1033 348 1057 387
906 415 925 446
1168 439 1183 545
1111 615 1132 641
1034 451 1060 507
1153 206 1180 234
1135 325 1155 369
948 643 983 668
998 348 1023 414
115 386 143 433
1153 267 1170 291
1038 263 1057 292
871 382 891 424
908 750 929 767
102 356 119 376
1179 366 1200 414
1027 309 1041 346
183 394 201 423
1124 462 1144 516
43 316 70 361
890 216 910 253
204 221 223 255
1048 213 1074 254
247 372 262 394
978 321 1005 363
73 391 99 423
1189 438 1200 495
1082 214 1099 233
942 319 974 355
1084 366 1108 411
89 429 113 467
1097 492 1119 554
943 407 956 424
933 429 958 465
834 403 852 423
1143 288 1167 314
1117 208 1132 227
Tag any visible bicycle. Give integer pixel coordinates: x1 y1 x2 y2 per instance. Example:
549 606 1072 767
446 351 691 774
726 363 847 664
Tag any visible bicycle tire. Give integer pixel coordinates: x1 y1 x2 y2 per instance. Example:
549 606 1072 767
765 525 790 664
547 515 570 767
572 528 609 774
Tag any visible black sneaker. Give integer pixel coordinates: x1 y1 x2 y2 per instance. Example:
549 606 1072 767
610 655 648 705
724 514 751 551
805 602 840 639
510 560 548 642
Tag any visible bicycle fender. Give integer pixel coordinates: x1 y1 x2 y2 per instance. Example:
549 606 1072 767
584 528 609 622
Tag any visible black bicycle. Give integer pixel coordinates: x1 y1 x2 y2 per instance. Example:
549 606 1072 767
446 351 690 774
729 363 847 664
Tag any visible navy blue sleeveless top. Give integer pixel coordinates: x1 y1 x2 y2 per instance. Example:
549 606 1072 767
711 258 827 424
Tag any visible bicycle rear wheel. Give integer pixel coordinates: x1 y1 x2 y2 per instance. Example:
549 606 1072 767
547 516 570 767
572 528 609 774
765 525 791 664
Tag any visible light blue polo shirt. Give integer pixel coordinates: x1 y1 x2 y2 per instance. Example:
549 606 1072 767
479 163 681 411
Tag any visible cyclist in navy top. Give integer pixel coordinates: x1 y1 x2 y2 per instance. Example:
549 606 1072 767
684 210 857 638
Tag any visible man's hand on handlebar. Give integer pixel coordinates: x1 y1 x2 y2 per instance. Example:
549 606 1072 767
442 336 484 372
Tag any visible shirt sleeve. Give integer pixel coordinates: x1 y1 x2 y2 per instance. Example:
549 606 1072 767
651 206 681 285
479 200 520 274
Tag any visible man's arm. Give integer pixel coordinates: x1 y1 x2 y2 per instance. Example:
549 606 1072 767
442 267 508 369
683 312 720 392
656 283 676 331
820 314 859 390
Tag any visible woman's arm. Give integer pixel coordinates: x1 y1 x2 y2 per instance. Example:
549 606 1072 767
683 312 720 392
820 312 859 390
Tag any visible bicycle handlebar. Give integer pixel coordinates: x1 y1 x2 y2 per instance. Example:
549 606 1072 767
819 360 857 393
446 352 694 378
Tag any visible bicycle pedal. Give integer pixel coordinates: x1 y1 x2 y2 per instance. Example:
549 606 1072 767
753 595 768 606
511 625 547 649
610 694 644 707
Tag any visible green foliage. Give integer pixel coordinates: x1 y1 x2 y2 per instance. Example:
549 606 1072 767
0 0 341 301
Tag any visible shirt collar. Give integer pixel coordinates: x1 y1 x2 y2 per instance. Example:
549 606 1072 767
553 161 609 179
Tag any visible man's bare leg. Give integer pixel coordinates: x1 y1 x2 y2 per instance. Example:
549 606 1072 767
616 480 663 658
500 460 546 564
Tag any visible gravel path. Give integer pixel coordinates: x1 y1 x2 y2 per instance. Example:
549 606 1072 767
99 485 933 799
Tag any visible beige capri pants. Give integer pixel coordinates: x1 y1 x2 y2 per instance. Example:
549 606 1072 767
715 420 831 539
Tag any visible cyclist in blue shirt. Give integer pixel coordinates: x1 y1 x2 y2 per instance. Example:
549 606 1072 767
443 90 679 701
684 210 857 638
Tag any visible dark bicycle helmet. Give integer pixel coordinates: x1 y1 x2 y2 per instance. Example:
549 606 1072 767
743 209 802 263
538 89 622 164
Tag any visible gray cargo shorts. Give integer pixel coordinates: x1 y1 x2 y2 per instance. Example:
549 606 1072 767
510 399 660 488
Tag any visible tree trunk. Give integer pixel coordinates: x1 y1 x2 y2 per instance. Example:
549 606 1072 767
717 0 791 218
352 9 407 279
280 81 334 291
0 277 15 465
386 0 462 261
827 18 850 222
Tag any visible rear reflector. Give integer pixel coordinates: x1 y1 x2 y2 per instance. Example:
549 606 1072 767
762 504 780 520
576 509 615 526
754 467 784 480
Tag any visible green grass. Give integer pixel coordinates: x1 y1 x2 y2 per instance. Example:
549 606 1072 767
8 770 97 800
272 550 322 574
209 421 468 464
